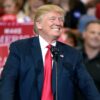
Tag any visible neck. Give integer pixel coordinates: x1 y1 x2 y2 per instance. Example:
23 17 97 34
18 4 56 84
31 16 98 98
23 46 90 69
39 34 57 44
84 44 99 59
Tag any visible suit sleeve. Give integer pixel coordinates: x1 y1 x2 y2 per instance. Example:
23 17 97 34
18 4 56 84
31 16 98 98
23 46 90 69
0 43 20 100
75 52 100 100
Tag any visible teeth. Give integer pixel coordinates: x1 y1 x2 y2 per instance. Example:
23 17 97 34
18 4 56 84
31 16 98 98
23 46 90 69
52 27 60 30
51 26 61 31
53 28 59 31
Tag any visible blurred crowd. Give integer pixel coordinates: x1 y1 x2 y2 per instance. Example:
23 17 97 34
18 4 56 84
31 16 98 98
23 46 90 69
0 0 100 99
0 0 100 44
0 0 99 23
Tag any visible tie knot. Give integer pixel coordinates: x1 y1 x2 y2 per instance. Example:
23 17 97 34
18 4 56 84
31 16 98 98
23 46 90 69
46 44 52 49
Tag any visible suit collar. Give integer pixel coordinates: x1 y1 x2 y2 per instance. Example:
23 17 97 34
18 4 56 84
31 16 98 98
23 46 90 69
31 36 44 95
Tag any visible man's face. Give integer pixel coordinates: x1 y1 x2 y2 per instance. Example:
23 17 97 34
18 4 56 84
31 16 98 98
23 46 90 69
36 11 64 41
83 23 100 49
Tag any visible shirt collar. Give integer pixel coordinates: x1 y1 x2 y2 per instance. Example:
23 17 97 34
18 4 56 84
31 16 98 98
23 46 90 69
39 35 56 49
81 46 100 61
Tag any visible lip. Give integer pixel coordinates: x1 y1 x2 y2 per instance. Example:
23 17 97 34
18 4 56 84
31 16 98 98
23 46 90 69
51 27 61 31
52 28 60 31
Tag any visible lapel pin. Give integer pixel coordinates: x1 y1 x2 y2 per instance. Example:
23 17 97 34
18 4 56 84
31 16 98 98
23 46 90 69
60 54 64 58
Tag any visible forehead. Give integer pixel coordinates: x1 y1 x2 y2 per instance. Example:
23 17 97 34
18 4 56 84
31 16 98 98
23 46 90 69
87 23 100 30
43 11 64 18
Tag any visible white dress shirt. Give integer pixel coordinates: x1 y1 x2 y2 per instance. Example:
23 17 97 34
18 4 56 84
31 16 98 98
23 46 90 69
39 35 56 66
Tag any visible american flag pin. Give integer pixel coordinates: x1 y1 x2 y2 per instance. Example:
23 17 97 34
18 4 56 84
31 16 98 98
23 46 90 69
60 54 64 58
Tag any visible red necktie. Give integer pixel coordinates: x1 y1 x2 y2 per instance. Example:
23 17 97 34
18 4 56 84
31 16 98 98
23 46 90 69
41 45 53 100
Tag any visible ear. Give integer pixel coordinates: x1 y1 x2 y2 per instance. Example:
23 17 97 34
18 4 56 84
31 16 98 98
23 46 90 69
36 21 42 29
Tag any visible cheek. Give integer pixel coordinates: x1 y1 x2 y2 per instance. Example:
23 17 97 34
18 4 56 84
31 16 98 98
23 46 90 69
61 22 64 26
86 34 93 40
98 35 100 40
44 24 52 30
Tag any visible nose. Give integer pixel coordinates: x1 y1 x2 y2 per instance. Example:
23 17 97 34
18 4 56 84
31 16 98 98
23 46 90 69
94 32 100 37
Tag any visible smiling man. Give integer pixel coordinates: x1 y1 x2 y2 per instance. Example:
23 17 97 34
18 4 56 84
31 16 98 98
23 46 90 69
0 4 100 100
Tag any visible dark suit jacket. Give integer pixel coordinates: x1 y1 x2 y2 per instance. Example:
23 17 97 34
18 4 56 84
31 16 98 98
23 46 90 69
0 36 100 100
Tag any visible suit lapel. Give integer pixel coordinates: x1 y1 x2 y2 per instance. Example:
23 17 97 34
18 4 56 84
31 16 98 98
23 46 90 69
31 37 44 95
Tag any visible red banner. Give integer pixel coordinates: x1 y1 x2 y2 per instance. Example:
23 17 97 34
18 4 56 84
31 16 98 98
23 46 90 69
0 22 35 73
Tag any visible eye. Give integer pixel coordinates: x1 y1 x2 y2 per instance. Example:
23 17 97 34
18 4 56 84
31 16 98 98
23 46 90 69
49 17 55 21
4 5 12 8
59 17 64 22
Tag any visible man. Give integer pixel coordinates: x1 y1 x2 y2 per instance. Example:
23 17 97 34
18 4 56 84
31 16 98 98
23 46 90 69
82 20 100 92
77 20 100 100
0 4 100 100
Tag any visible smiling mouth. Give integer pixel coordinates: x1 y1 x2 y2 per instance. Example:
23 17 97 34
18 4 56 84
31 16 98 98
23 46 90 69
52 27 61 31
53 28 60 31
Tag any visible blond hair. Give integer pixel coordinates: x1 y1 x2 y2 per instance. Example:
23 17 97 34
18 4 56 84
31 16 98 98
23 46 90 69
34 4 64 33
